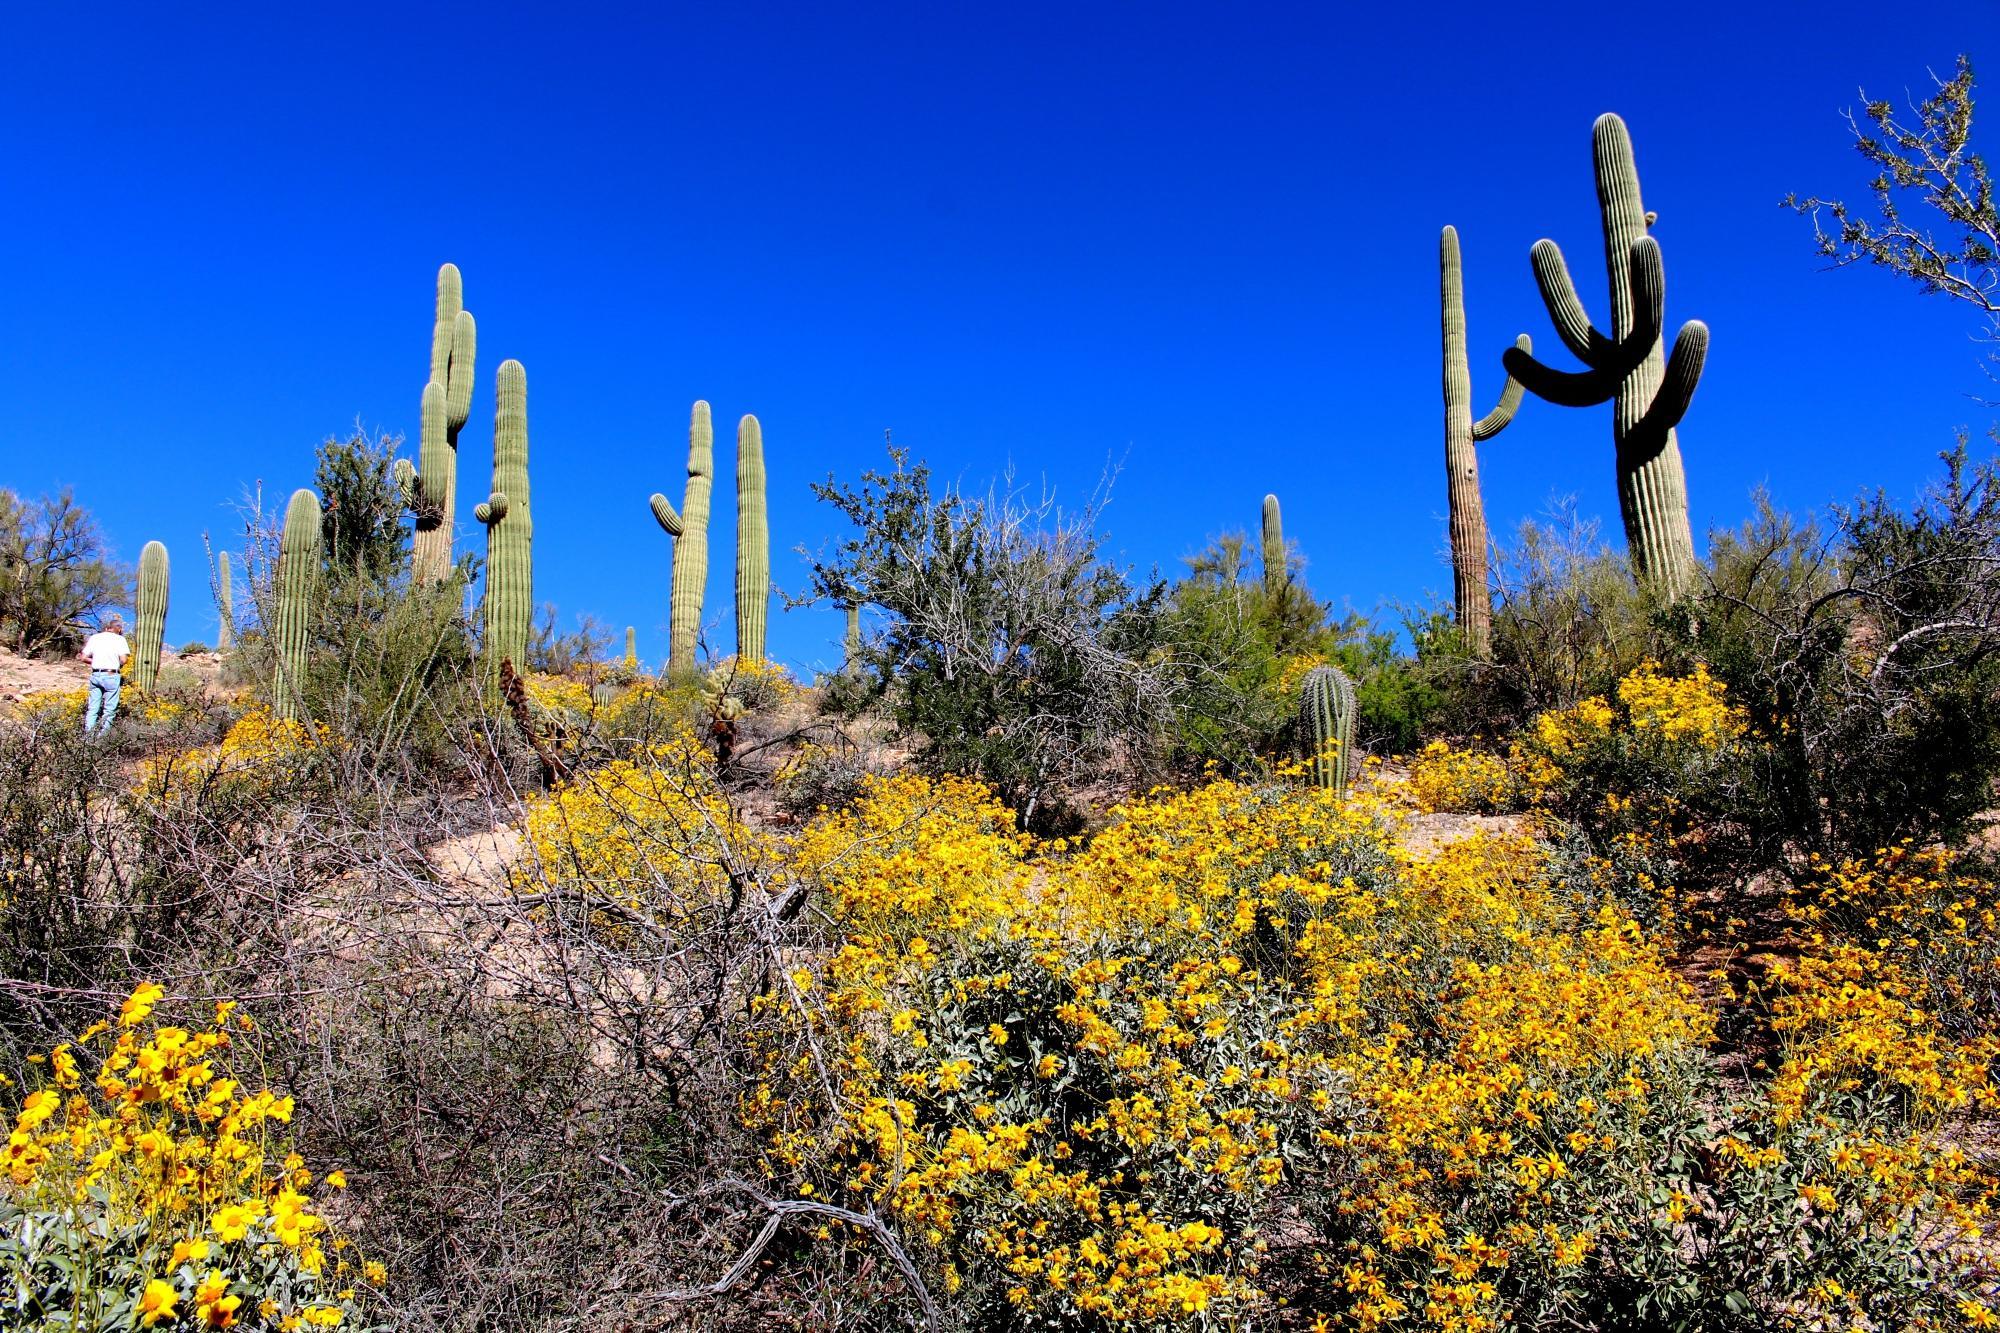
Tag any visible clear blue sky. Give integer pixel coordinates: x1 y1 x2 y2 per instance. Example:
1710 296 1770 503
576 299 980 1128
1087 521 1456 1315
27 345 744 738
2 3 1994 672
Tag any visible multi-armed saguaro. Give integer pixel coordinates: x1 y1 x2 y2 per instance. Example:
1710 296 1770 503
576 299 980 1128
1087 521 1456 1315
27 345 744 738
215 552 234 652
275 490 321 720
1502 114 1708 600
1440 226 1530 659
735 414 769 665
1261 494 1286 591
476 359 533 675
410 263 477 585
649 401 715 675
134 541 169 692
1299 664 1357 801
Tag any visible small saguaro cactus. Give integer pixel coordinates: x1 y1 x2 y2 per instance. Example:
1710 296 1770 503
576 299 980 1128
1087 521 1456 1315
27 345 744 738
624 626 638 670
1298 664 1357 800
411 263 478 585
215 551 234 652
844 603 862 669
1501 114 1708 600
133 541 169 692
1261 494 1286 591
735 414 770 665
1441 225 1531 660
274 490 322 720
649 401 715 675
477 359 533 677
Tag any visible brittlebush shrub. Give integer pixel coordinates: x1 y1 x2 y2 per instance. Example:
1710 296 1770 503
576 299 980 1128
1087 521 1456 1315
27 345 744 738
1 985 384 1331
1407 740 1514 815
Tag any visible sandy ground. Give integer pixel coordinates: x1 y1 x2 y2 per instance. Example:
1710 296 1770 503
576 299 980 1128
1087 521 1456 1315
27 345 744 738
0 644 228 704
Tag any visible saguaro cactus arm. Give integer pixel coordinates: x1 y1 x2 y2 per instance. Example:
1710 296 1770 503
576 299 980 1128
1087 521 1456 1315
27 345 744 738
1634 322 1710 437
1470 334 1533 441
649 493 684 537
1503 236 1667 406
474 494 510 525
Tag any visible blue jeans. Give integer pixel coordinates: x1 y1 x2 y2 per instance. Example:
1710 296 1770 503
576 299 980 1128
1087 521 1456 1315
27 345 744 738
84 670 121 736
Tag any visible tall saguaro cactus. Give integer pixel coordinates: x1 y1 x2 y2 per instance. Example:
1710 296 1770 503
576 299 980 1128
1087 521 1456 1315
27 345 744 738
735 414 769 665
134 541 169 692
1502 114 1709 600
1261 494 1286 591
412 263 478 585
477 359 533 676
624 626 638 670
1299 664 1357 801
649 401 715 674
844 604 862 669
1441 226 1531 659
215 552 234 652
275 490 321 720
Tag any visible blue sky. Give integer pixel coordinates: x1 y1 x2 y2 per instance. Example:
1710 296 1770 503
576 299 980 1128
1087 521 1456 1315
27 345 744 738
1 4 1993 672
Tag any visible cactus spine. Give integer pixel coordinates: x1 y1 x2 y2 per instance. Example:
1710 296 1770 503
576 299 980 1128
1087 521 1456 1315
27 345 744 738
215 552 234 652
650 402 715 675
477 359 533 676
133 541 168 692
412 263 477 585
735 414 769 665
275 491 321 719
1441 226 1530 659
624 626 638 670
1299 664 1357 800
1502 114 1708 600
1261 494 1285 590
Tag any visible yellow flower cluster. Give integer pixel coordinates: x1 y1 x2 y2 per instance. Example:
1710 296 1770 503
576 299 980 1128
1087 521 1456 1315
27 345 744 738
740 770 1716 1327
522 672 595 716
1406 741 1513 815
1275 652 1331 696
8 687 87 725
522 731 764 928
1614 661 1746 748
136 707 326 808
2 985 378 1330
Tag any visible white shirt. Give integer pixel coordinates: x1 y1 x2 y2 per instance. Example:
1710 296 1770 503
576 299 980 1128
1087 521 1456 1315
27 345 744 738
83 631 130 672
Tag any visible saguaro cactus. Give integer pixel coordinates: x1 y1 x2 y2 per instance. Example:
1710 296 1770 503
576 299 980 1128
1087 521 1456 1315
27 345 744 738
844 604 862 669
1502 114 1709 599
215 552 234 652
649 402 715 674
1441 226 1531 659
275 490 321 720
134 541 168 692
735 414 770 665
1261 494 1286 591
412 263 477 585
624 626 638 670
1299 664 1357 800
477 359 533 676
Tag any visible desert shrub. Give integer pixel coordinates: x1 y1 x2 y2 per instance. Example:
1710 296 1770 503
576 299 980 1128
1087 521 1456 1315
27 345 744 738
1688 457 2000 862
805 448 1178 829
773 738 883 819
1 984 384 1331
178 640 212 656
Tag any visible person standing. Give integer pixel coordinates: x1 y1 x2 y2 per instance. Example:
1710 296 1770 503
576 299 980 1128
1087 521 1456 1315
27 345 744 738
79 614 131 738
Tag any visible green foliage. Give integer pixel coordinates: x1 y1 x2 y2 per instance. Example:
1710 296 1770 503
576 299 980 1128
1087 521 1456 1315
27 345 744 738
0 489 128 656
1788 55 1996 375
805 447 1172 829
315 430 411 585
